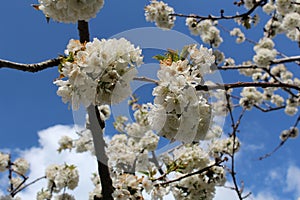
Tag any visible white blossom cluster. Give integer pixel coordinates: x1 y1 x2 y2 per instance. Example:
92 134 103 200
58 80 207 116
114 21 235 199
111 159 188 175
88 104 157 199
285 96 300 116
107 104 159 173
145 0 176 29
253 37 277 68
37 0 104 23
243 0 260 9
238 59 299 115
0 152 9 172
0 153 29 175
230 28 246 43
171 167 224 200
0 153 30 199
36 164 79 200
239 87 263 110
148 45 215 143
263 0 300 42
54 38 143 110
211 89 232 117
209 136 240 158
280 127 299 141
88 173 102 199
12 158 30 175
160 144 226 200
112 173 144 199
186 19 223 47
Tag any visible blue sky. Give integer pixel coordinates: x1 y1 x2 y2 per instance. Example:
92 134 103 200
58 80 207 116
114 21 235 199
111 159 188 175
0 0 300 199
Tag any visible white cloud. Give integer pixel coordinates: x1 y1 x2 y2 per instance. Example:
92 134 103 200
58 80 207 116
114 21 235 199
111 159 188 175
286 165 300 197
251 191 280 200
214 186 239 200
5 125 97 199
214 184 281 200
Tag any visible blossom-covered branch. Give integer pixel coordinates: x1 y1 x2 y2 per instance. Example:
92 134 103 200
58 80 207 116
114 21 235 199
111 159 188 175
0 58 60 73
196 81 300 91
170 0 266 21
218 55 300 70
155 158 227 187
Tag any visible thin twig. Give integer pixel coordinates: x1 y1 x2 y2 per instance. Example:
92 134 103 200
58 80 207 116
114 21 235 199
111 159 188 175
133 76 159 85
196 81 300 91
225 92 245 200
154 158 226 187
258 115 300 160
218 55 300 71
170 0 266 21
0 58 60 73
12 176 46 196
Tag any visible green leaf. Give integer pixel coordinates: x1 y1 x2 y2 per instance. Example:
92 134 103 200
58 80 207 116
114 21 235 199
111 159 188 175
153 54 166 61
138 171 150 176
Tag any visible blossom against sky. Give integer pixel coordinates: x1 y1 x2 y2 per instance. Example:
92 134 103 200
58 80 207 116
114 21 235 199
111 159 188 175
0 0 300 199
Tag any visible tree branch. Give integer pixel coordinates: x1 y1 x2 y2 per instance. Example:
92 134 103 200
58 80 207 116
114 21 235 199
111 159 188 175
225 92 246 200
258 115 300 160
78 20 90 44
87 105 114 200
0 58 60 73
155 158 226 187
196 81 300 91
218 55 300 71
170 0 266 21
271 55 300 65
78 21 114 199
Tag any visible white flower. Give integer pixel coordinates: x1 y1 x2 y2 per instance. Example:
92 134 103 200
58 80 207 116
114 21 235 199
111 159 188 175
253 48 277 68
286 28 300 41
210 136 240 158
97 104 111 120
172 144 210 173
263 3 276 14
239 87 263 109
145 0 175 29
75 129 94 153
10 177 23 189
12 158 29 175
276 0 294 15
55 38 143 110
271 94 284 107
89 184 102 200
58 135 73 152
142 176 153 193
280 127 299 141
148 45 216 143
45 164 79 192
230 28 245 43
186 17 200 35
0 152 9 172
36 189 52 200
244 0 258 9
186 20 223 47
282 12 300 30
37 0 104 23
285 105 298 116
